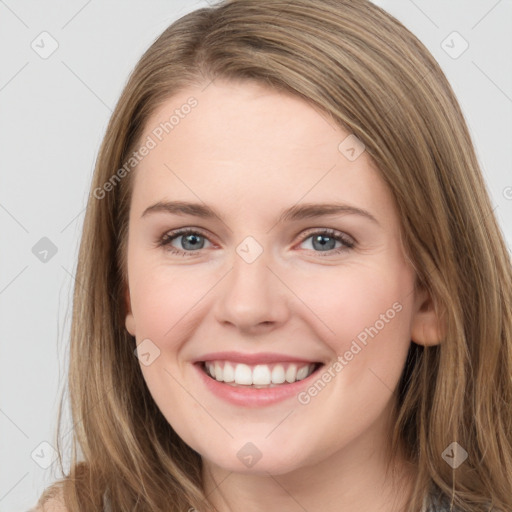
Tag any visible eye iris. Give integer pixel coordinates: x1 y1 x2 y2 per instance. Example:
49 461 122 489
167 231 345 253
312 234 336 251
182 233 204 250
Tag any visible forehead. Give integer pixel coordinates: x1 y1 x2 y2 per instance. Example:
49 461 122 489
140 79 341 167
129 79 395 226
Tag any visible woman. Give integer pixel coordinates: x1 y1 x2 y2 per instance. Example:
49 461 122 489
34 0 512 510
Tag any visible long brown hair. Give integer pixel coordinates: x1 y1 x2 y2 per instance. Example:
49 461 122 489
35 0 512 510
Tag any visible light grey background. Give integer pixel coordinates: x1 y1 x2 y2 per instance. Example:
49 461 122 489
1 1 510 510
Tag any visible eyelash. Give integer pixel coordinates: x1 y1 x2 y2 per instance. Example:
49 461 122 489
156 227 356 257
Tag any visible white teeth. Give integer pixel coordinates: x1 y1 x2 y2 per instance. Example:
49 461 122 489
252 365 272 385
271 364 286 384
223 362 235 382
234 363 253 385
214 361 223 382
285 364 297 383
296 365 309 381
204 361 317 386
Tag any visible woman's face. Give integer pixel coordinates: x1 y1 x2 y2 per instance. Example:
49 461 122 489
124 79 429 475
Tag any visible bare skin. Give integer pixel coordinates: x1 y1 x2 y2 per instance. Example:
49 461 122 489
124 78 441 512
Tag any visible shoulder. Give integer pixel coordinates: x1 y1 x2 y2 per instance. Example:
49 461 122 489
33 499 68 512
31 488 68 512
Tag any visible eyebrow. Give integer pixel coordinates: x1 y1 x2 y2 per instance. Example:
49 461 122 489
141 200 380 226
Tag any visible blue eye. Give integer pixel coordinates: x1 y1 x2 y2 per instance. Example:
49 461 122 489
298 229 355 255
158 229 211 256
157 228 355 257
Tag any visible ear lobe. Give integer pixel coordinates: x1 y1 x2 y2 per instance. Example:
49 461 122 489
410 285 445 346
124 286 136 336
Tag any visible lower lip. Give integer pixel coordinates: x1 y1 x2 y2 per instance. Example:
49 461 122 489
193 362 324 408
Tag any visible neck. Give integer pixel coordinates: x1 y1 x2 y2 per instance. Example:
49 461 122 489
200 404 418 512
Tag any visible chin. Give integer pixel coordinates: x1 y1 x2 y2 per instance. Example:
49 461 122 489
199 441 311 476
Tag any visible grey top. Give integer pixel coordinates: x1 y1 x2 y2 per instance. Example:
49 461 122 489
423 487 460 512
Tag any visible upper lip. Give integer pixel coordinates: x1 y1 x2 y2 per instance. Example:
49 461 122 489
192 351 323 365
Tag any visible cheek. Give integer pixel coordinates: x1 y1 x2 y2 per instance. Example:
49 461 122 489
129 261 220 343
301 262 412 330
298 263 414 378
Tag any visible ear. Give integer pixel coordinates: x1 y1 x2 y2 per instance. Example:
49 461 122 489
125 285 136 336
410 284 445 346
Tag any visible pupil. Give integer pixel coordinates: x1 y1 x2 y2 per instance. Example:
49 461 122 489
180 234 336 251
183 234 203 250
313 235 335 251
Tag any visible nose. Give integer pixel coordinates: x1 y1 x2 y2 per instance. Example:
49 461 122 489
213 245 290 334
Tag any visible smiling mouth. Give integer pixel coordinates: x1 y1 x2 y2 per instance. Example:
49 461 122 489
198 360 324 388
